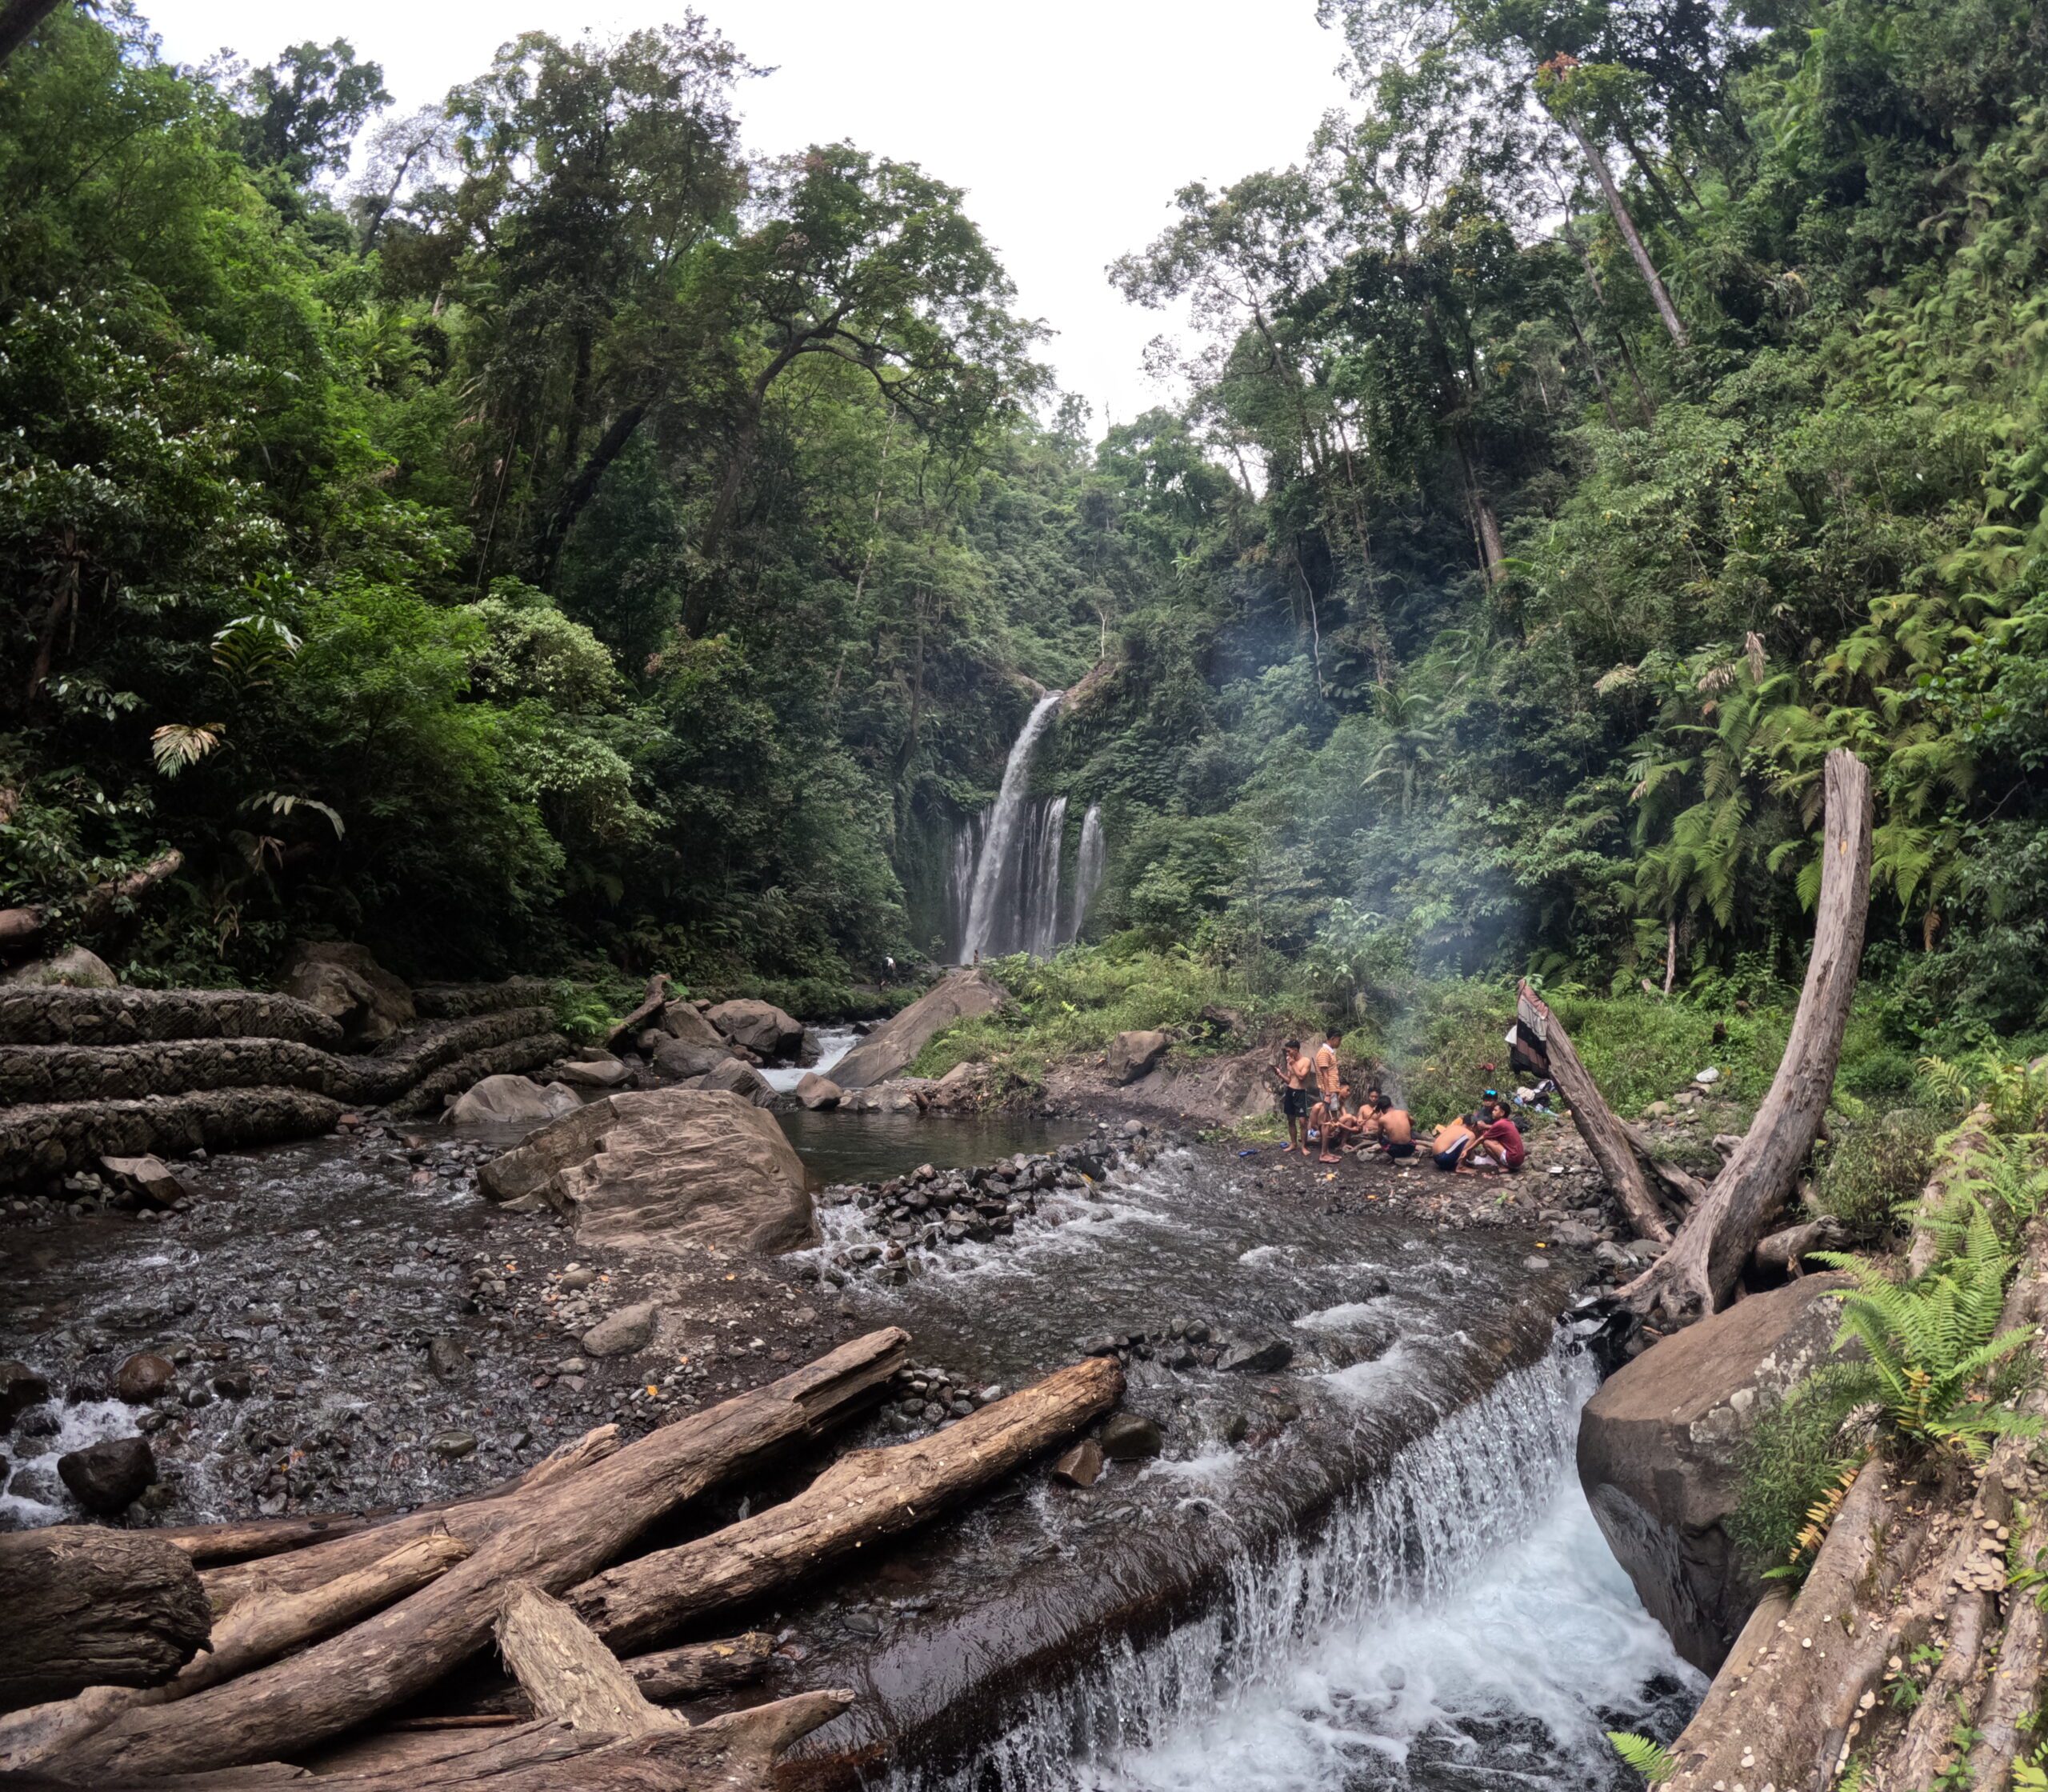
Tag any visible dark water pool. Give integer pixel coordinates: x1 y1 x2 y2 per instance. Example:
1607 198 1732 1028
778 1110 1096 1187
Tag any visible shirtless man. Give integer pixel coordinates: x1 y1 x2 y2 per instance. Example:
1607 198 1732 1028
1312 1030 1343 1164
1271 1039 1312 1154
1374 1095 1416 1158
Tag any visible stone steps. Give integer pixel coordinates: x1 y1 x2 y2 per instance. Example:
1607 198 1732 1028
0 990 569 1186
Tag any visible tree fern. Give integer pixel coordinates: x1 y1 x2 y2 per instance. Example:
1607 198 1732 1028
1607 1731 1676 1784
1814 1202 2040 1460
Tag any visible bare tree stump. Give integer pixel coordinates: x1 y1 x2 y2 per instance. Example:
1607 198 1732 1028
1621 749 1875 1321
0 1528 210 1714
604 975 670 1051
572 1354 1124 1652
50 1330 907 1778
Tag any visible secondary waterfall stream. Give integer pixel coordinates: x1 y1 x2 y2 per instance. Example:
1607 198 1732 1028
960 690 1068 961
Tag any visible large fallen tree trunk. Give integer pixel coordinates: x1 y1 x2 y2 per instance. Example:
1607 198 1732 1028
50 1329 907 1779
0 1528 210 1714
573 1354 1124 1652
457 1634 778 1717
202 1425 618 1612
1 1534 469 1771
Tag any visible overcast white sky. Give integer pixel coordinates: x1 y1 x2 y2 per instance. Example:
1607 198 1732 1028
139 0 1355 432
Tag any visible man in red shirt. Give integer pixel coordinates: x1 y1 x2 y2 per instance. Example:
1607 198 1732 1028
1462 1098 1525 1174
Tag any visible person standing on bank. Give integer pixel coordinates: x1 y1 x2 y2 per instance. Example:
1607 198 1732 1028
1271 1039 1313 1154
1312 1030 1343 1163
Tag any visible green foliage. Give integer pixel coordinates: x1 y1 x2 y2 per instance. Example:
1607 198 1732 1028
1814 1107 1943 1243
1919 1053 2048 1136
1726 1368 1868 1581
1605 1731 1675 1784
1814 1203 2041 1461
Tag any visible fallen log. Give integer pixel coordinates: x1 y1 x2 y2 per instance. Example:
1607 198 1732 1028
50 1330 906 1778
1748 1214 1849 1281
574 1354 1125 1653
0 850 186 954
1906 1105 1996 1278
603 974 670 1052
1 1533 470 1771
151 1512 390 1569
1623 749 1875 1321
203 1424 618 1612
456 1634 778 1716
497 1583 682 1738
1517 983 1672 1245
0 1528 210 1714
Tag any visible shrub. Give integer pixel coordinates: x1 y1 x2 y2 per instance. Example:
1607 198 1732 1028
1726 1367 1868 1581
1813 1107 1942 1243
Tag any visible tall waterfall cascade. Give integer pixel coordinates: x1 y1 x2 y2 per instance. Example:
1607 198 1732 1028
952 694 1106 961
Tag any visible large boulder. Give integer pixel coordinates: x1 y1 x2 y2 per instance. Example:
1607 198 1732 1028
282 942 415 1047
658 1002 726 1050
1107 1030 1170 1085
1577 1274 1848 1674
830 970 1003 1090
5 946 118 989
58 1435 157 1515
704 999 804 1062
449 1074 581 1126
479 1088 816 1254
702 1054 776 1106
794 1073 843 1111
651 1038 732 1082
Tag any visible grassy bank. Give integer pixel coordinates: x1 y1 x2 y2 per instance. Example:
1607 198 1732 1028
908 940 1974 1133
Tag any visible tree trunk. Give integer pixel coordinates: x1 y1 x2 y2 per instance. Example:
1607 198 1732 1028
570 1355 1122 1653
1747 1214 1849 1281
150 1512 389 1570
603 975 670 1053
1623 750 1874 1321
54 1330 907 1778
0 850 185 954
12 1694 857 1790
2 1534 469 1770
532 402 648 592
1906 1105 1995 1277
0 1529 210 1715
0 0 62 69
1563 114 1690 349
1517 983 1673 1244
203 1425 619 1612
454 1634 777 1718
494 1584 682 1739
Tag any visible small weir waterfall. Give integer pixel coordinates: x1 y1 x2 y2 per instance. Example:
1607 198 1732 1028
886 1346 1699 1792
953 691 1106 960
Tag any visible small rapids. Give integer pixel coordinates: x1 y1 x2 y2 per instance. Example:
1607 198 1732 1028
880 1347 1701 1792
759 1026 860 1094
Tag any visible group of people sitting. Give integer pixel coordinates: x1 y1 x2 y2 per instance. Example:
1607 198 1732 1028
1272 1032 1525 1174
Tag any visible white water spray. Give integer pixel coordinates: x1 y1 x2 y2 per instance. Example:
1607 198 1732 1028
885 1346 1699 1792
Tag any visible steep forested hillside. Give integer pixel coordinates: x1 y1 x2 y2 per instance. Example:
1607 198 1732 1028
4 0 2046 1054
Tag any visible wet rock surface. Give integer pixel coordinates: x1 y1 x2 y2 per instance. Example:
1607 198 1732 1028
0 1122 854 1530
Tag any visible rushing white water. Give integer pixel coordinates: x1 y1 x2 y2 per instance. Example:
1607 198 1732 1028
0 1395 142 1528
1069 802 1106 940
758 1026 859 1094
886 1346 1700 1792
1028 794 1070 957
958 690 1066 962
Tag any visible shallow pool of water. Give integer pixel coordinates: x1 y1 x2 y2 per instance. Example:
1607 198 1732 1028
778 1110 1097 1187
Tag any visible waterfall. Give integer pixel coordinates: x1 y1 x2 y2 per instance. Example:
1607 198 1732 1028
1068 802 1106 941
1027 796 1068 957
958 690 1066 962
884 1343 1699 1792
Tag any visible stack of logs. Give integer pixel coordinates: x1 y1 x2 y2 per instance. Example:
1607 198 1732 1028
0 1330 1124 1790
